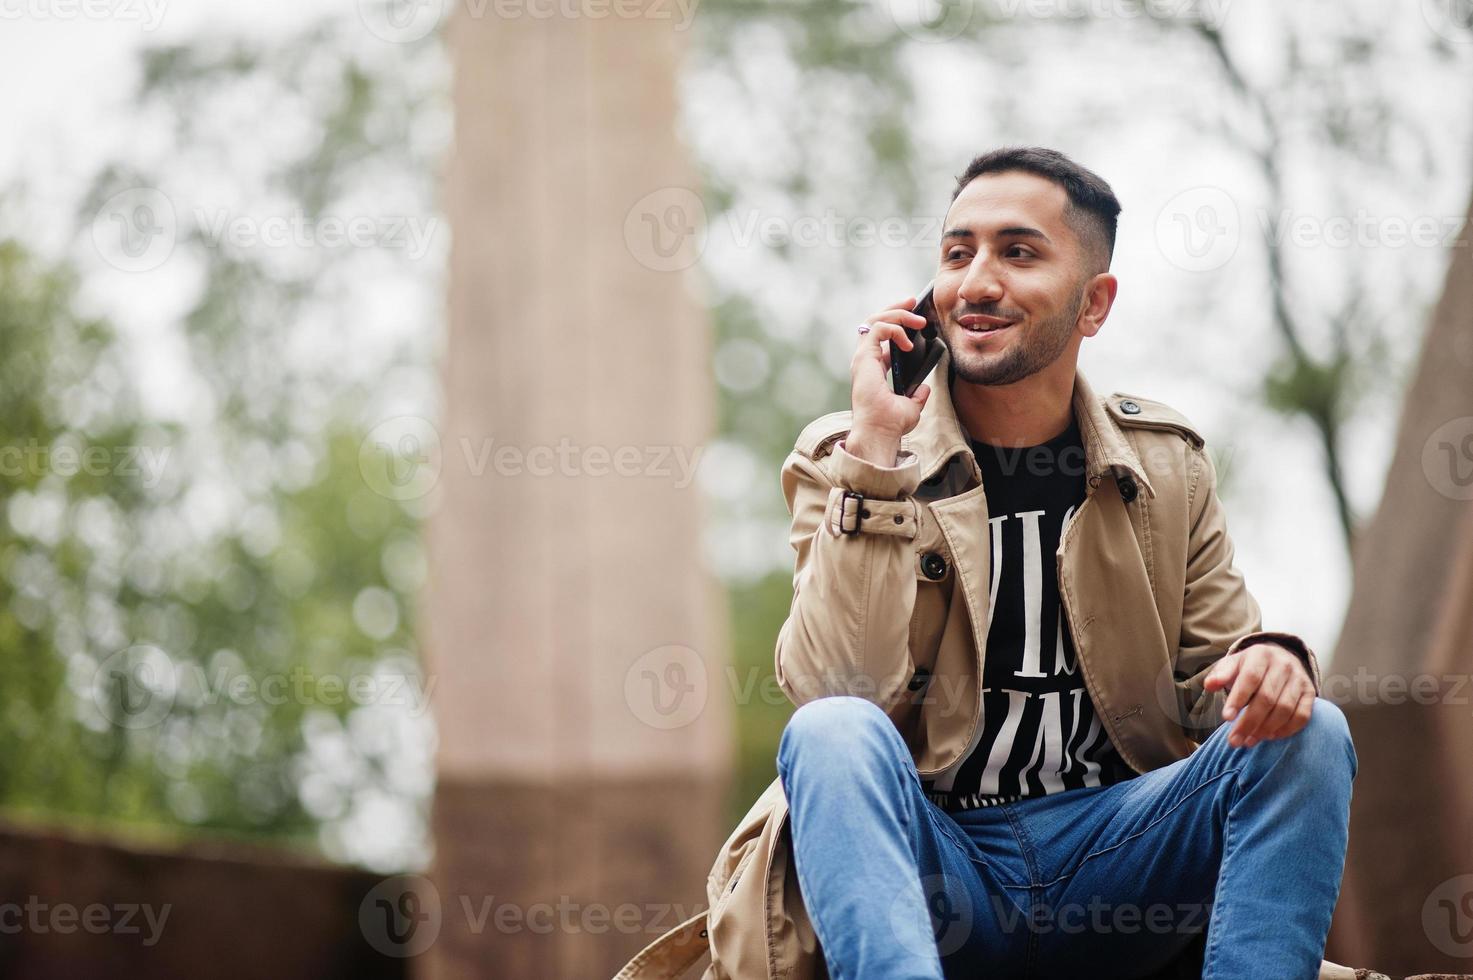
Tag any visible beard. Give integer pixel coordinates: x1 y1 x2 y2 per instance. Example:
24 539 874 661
942 281 1087 387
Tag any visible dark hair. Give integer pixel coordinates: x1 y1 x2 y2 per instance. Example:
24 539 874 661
950 147 1121 274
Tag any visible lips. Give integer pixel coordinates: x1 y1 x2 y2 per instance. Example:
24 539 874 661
959 319 1015 334
958 314 1015 333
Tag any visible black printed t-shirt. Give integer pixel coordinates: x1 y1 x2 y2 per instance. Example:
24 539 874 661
921 411 1135 812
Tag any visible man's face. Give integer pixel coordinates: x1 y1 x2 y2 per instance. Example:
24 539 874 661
933 171 1095 387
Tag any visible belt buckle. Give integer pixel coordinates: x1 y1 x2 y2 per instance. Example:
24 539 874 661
838 490 864 535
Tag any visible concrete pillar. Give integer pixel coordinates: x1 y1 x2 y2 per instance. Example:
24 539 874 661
420 4 730 976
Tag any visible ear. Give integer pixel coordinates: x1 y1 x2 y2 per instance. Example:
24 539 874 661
1076 273 1118 338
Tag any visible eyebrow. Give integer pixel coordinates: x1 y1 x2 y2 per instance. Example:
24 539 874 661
941 225 1053 244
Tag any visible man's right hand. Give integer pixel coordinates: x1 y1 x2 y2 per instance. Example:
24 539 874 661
845 295 933 467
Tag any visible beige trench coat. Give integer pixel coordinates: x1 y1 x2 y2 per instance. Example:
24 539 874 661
616 349 1357 980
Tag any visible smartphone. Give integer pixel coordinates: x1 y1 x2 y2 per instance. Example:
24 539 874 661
889 282 947 398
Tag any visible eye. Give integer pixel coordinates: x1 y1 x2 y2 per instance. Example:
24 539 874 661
945 248 971 261
1005 245 1035 259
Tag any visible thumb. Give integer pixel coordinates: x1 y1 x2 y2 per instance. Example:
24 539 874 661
911 383 931 407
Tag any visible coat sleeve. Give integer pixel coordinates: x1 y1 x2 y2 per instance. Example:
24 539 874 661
773 434 926 712
1172 442 1323 739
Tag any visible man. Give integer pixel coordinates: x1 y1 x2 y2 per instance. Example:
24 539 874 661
612 148 1359 980
773 147 1355 978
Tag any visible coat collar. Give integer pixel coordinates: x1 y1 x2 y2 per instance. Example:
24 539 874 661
901 346 1158 499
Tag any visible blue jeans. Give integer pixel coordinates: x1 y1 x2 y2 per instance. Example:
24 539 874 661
775 695 1356 980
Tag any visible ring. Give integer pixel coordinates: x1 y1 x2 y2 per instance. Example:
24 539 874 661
856 324 871 335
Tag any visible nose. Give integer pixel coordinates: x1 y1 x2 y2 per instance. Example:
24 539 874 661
958 253 1004 307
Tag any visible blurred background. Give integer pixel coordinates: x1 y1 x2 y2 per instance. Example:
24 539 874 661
0 0 1470 976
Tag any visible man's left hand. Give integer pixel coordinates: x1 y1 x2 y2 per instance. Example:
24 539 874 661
1202 642 1315 748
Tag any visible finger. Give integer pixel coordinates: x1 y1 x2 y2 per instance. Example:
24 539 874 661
857 320 917 355
1284 688 1316 737
1203 655 1240 693
1222 652 1266 722
1231 660 1290 745
1249 680 1308 742
1258 679 1314 741
867 305 928 331
1235 662 1290 745
910 383 930 406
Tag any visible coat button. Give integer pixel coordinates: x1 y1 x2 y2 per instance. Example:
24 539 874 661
1119 475 1138 503
907 666 931 691
920 552 947 580
1120 399 1141 415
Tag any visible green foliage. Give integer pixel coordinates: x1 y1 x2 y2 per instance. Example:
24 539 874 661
0 21 442 869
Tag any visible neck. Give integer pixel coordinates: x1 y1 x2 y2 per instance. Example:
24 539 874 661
950 356 1077 447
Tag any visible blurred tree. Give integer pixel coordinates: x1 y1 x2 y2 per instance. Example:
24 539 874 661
0 20 445 870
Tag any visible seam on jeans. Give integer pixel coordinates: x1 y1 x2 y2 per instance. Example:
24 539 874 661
1029 767 1243 890
923 807 1031 891
788 829 847 980
1000 805 1041 887
999 805 1042 978
1201 771 1243 980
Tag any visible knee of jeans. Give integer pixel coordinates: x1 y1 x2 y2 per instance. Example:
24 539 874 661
777 695 900 770
1284 697 1357 774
